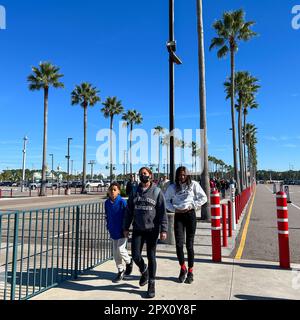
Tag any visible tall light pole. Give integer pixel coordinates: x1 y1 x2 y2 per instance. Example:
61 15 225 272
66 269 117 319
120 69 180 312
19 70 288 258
21 136 28 192
197 0 210 220
65 138 73 188
89 160 96 180
167 0 182 184
49 153 54 183
123 150 126 177
71 160 74 176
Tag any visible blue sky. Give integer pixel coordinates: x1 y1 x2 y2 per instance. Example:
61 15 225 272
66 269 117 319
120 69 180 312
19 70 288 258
0 0 299 176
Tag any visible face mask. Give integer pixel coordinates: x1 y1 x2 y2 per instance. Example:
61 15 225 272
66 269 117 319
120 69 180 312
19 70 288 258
140 175 150 184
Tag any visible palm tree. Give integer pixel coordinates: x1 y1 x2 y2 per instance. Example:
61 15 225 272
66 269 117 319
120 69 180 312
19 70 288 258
208 155 214 178
243 94 259 186
224 71 259 190
153 126 165 178
101 97 124 183
162 134 171 178
28 62 64 196
196 0 210 220
245 123 258 182
122 110 143 175
210 9 257 193
190 141 198 179
179 139 187 166
71 83 101 194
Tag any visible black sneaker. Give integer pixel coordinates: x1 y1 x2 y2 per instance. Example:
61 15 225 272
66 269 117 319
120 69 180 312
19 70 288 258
178 268 187 283
147 280 155 299
125 259 133 276
113 270 125 283
184 272 194 284
139 265 149 287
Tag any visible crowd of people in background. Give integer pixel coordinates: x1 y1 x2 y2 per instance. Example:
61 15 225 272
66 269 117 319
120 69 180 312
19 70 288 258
209 177 235 199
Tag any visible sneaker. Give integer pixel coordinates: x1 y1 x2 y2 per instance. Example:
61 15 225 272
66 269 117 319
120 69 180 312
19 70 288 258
184 272 194 284
147 280 155 298
139 265 149 287
113 270 125 283
124 259 133 276
178 268 187 283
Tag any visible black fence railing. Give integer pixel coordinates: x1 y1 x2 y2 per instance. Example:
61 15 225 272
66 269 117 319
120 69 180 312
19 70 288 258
0 202 112 300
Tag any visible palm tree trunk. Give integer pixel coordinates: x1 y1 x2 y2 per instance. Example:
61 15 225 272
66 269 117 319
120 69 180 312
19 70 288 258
248 146 252 185
130 123 133 175
110 116 113 183
192 156 194 174
238 102 244 191
82 106 87 194
243 113 248 187
40 87 49 197
158 135 161 177
167 144 169 179
196 0 210 220
230 47 240 194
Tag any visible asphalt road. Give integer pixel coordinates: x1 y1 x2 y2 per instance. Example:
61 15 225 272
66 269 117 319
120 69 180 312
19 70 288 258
0 193 107 211
238 184 300 264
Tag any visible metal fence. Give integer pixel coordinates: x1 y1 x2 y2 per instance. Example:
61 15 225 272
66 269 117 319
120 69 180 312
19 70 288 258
0 202 112 300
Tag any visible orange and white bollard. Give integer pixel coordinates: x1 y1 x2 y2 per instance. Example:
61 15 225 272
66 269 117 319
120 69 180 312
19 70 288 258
210 190 222 262
222 204 228 247
228 201 233 238
276 192 290 269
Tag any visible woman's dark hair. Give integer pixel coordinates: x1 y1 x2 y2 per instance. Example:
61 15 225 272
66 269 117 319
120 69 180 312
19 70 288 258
108 182 121 191
175 166 192 191
138 167 153 177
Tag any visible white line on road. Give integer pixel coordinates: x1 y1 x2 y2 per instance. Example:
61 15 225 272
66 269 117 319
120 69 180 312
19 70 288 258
291 203 300 211
265 185 300 211
265 186 273 193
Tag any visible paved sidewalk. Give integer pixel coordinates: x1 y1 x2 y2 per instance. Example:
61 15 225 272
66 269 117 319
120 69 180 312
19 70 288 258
32 222 300 300
32 251 300 300
30 191 300 300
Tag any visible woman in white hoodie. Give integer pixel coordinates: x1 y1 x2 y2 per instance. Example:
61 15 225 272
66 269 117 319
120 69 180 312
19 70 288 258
165 166 207 284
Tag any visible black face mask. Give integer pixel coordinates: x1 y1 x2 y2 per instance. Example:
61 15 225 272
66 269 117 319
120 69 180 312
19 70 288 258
140 175 150 184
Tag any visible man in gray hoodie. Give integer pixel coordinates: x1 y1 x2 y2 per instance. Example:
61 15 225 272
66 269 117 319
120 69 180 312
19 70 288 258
123 167 168 299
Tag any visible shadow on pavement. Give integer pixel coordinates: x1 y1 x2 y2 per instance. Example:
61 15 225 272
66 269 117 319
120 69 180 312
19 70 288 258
193 258 285 271
235 294 291 301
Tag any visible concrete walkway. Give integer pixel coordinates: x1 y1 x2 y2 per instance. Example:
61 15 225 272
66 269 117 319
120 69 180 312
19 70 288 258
32 218 300 300
32 251 300 300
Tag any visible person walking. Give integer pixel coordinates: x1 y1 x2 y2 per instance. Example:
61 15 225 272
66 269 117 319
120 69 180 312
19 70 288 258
123 167 168 298
126 174 138 197
159 175 170 194
105 182 133 283
165 166 207 284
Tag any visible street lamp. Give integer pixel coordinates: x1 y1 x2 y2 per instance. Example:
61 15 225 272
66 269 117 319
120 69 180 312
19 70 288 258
89 160 96 180
65 138 73 188
49 153 54 183
71 160 74 176
167 0 182 184
21 136 28 192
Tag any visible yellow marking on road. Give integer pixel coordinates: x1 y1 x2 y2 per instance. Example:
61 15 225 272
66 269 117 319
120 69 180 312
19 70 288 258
235 188 257 260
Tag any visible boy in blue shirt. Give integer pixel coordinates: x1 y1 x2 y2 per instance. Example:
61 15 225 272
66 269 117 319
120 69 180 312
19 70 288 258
105 182 133 282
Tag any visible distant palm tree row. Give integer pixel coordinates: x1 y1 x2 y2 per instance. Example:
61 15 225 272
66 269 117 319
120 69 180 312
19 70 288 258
209 8 259 192
28 62 143 195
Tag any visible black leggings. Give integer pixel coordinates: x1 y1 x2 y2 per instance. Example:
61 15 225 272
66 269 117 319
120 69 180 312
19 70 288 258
131 229 159 281
174 210 197 268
